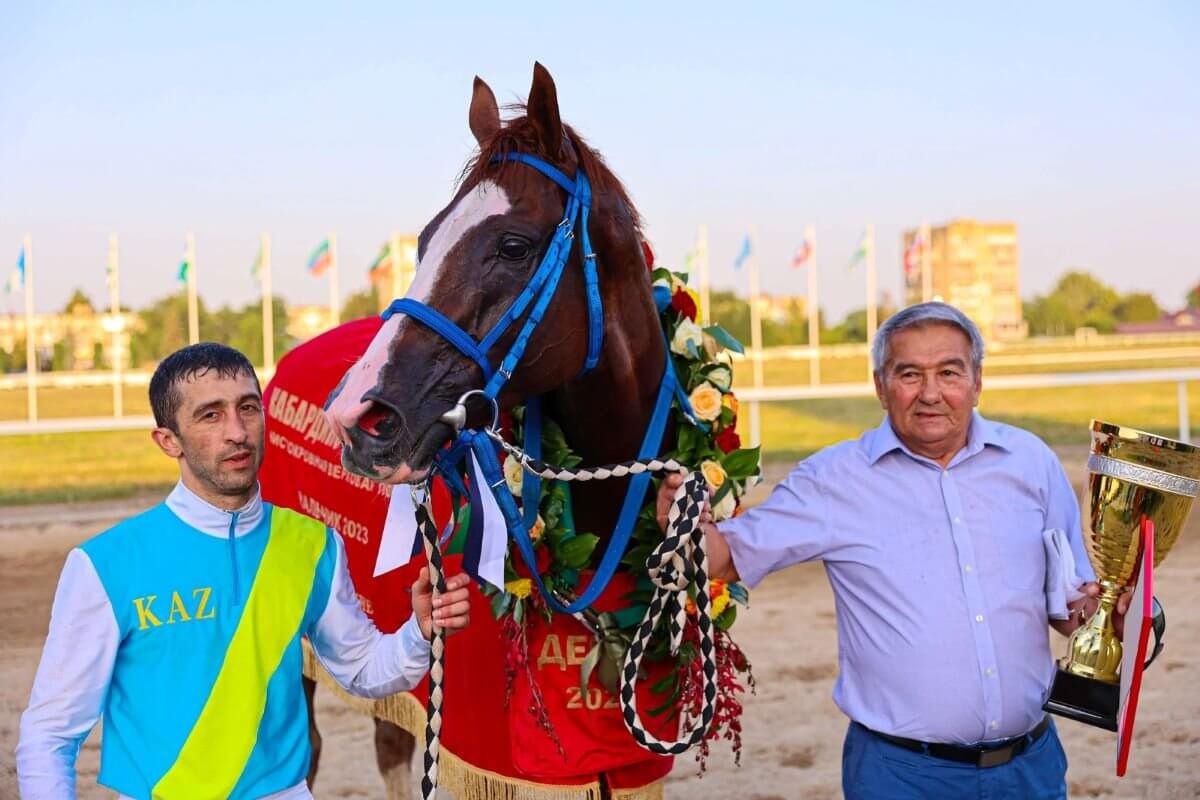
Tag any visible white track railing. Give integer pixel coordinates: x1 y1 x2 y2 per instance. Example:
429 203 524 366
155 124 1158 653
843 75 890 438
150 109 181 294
734 367 1200 445
2 367 1196 443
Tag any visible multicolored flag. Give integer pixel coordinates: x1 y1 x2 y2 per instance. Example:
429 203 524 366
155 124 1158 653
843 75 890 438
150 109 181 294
368 241 393 279
847 230 870 271
903 233 926 280
251 244 264 281
732 235 752 271
4 247 24 293
307 238 332 276
791 239 812 269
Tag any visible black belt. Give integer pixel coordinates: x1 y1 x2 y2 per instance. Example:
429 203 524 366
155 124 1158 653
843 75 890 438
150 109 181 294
862 717 1051 768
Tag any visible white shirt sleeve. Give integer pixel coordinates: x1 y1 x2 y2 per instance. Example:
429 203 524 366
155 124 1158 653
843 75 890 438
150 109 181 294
17 548 119 799
307 533 431 698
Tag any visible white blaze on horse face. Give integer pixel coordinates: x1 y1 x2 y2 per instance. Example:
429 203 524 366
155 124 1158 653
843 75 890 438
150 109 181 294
325 181 511 441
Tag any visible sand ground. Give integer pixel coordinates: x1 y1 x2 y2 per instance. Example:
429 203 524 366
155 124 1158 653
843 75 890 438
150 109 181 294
3 452 1199 799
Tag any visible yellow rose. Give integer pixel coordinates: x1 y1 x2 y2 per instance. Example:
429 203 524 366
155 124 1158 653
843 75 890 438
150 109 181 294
505 578 532 599
528 514 545 542
722 392 739 416
700 459 727 491
503 457 524 496
689 382 722 421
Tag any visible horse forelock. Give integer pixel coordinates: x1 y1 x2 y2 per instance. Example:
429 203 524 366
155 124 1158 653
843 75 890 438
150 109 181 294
458 108 643 237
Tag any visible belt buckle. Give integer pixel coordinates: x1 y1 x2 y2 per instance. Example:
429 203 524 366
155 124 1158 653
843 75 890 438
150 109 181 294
977 745 1014 768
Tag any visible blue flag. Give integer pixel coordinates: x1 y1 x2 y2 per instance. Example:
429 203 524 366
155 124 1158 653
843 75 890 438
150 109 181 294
732 235 752 271
4 247 24 293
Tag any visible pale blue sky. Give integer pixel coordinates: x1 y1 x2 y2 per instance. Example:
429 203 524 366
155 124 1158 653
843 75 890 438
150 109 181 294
2 2 1197 320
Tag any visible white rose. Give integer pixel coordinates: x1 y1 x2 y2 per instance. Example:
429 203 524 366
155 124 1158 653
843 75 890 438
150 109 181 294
503 457 524 496
670 318 704 357
712 490 737 522
704 364 733 392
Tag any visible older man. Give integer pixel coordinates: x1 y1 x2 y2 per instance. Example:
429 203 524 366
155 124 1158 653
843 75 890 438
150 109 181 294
659 302 1124 799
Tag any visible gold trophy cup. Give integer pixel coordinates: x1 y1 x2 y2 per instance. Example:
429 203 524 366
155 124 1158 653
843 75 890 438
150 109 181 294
1044 420 1200 730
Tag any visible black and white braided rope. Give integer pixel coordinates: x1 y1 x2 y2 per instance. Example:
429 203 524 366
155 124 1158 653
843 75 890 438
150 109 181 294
618 473 717 754
484 427 684 481
490 427 718 754
414 495 446 800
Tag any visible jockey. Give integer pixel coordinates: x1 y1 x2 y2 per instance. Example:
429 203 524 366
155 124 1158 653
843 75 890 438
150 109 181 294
16 342 473 800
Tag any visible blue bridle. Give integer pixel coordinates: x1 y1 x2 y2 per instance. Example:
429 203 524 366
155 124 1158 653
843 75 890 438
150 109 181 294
380 153 695 615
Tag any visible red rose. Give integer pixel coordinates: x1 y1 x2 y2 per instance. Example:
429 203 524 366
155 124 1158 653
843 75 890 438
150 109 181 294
671 289 698 321
514 543 553 578
641 240 655 270
714 425 741 454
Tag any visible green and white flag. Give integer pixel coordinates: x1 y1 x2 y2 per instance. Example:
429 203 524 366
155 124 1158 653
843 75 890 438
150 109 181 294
847 230 871 271
251 245 264 281
177 256 191 284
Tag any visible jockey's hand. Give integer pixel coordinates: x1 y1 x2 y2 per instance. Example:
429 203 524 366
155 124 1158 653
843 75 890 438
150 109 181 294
412 568 472 641
655 471 713 533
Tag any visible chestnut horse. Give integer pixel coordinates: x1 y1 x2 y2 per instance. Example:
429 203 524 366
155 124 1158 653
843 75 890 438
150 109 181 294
322 63 672 795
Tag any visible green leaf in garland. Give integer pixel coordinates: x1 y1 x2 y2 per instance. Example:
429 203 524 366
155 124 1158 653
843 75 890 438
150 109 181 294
513 597 525 625
711 479 734 506
714 604 738 631
720 446 761 479
703 325 745 354
491 591 514 619
557 533 599 569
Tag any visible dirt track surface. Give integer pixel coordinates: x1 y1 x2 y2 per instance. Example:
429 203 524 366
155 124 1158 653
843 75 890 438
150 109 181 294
3 455 1200 799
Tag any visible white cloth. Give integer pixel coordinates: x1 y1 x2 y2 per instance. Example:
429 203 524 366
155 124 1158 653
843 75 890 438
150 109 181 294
17 481 431 799
1043 527 1087 619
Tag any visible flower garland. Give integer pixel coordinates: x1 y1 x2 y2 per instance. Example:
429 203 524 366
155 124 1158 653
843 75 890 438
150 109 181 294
480 248 760 767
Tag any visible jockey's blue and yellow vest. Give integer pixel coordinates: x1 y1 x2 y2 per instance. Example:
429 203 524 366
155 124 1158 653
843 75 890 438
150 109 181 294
80 501 335 799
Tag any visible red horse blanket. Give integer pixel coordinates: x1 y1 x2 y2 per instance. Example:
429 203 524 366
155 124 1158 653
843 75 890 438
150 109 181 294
261 318 674 797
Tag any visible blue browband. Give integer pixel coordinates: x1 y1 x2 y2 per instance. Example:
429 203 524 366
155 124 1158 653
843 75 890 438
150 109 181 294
380 153 694 615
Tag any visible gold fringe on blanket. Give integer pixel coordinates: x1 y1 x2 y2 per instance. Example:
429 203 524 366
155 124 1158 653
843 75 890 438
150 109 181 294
302 642 663 800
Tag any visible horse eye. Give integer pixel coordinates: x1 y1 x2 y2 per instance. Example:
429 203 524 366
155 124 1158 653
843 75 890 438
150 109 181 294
498 236 530 261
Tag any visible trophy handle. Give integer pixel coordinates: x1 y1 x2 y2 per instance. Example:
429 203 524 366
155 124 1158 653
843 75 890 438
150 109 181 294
1143 596 1165 670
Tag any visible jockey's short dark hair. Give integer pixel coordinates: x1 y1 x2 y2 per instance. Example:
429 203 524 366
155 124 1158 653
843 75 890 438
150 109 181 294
150 343 260 432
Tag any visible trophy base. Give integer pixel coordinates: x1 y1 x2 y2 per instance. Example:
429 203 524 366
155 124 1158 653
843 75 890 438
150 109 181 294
1043 667 1119 731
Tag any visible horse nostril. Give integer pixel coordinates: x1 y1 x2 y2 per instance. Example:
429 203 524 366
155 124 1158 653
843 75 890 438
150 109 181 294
357 401 402 439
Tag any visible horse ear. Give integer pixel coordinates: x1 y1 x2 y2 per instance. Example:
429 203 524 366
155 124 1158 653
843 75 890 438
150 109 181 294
469 76 501 146
526 62 563 158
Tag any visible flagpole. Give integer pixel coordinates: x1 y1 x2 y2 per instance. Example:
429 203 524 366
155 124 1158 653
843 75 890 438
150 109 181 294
108 234 123 418
865 223 877 383
389 232 403 301
328 231 340 327
920 221 932 302
747 226 763 449
806 224 821 385
23 234 37 423
261 232 274 373
697 225 710 324
186 232 199 344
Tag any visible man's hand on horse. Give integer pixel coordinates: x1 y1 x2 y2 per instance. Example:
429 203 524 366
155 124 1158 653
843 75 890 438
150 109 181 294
655 471 713 533
412 568 472 641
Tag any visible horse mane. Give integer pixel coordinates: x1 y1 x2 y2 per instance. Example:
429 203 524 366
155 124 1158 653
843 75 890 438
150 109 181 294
459 105 643 234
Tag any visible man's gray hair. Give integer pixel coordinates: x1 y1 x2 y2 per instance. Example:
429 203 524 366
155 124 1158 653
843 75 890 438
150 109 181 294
871 302 985 375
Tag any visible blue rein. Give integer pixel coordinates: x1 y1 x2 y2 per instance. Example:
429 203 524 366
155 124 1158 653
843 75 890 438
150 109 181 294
380 153 691 615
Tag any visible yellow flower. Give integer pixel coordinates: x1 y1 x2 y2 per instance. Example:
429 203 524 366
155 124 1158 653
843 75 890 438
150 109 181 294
528 514 545 542
722 392 739 416
505 578 532 599
700 460 727 491
689 382 722 421
503 457 524 496
710 580 731 618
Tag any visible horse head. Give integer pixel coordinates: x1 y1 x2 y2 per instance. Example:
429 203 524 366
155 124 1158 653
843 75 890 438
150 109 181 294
326 63 662 484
